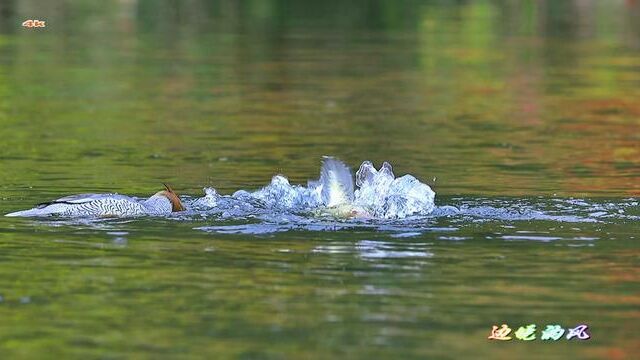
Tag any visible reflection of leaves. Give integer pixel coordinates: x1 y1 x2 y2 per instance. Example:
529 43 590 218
1 0 639 199
613 147 639 161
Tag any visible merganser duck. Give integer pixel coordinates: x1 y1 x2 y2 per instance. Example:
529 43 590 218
5 184 185 218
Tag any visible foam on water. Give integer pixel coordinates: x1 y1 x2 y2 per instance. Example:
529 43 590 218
178 158 638 236
187 159 437 220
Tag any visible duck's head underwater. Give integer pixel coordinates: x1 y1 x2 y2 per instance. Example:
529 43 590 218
154 184 186 212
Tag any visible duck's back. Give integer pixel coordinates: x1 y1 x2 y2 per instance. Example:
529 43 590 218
6 194 146 217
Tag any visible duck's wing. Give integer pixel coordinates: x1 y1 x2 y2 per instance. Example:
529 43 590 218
38 193 126 206
320 156 354 207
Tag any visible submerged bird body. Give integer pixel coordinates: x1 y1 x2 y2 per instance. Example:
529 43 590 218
6 185 184 218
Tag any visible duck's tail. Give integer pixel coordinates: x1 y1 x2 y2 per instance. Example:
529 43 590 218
5 209 30 217
5 206 56 217
319 156 354 207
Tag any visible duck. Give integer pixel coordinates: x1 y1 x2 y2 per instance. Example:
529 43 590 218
5 184 185 218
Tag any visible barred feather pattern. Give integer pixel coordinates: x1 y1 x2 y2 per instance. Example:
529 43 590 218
58 198 148 217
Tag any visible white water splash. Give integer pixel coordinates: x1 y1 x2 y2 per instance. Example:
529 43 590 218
195 158 436 220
